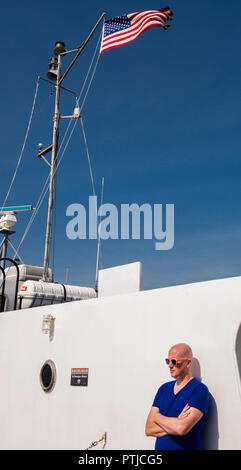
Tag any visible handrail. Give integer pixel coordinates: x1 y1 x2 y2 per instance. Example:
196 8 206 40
0 258 19 310
0 266 6 312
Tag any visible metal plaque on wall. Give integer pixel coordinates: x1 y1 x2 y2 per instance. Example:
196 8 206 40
71 368 89 386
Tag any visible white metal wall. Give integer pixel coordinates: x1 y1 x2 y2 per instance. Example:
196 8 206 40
0 276 240 449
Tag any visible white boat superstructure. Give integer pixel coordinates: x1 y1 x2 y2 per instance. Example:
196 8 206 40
0 14 240 451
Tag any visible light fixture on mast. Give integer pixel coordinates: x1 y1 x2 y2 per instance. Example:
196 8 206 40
46 42 66 81
46 57 58 81
53 41 66 56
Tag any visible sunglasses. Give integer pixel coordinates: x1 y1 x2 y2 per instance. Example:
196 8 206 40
165 358 188 367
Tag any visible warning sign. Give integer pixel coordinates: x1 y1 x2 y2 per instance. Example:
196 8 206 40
71 368 89 386
20 286 28 292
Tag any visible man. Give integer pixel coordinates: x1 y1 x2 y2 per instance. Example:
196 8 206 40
145 343 210 450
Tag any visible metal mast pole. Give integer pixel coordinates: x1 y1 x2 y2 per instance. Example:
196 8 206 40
43 54 61 282
42 12 106 282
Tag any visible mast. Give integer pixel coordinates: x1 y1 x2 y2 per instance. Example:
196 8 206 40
42 52 61 282
42 13 106 282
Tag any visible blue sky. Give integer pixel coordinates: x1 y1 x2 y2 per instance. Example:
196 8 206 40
1 0 241 290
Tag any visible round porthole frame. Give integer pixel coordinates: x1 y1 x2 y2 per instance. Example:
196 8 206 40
40 360 56 393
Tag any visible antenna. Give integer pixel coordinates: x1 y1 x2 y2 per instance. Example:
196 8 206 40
65 266 69 284
95 177 104 292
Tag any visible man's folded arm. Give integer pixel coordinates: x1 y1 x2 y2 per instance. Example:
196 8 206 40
145 406 168 437
153 406 203 436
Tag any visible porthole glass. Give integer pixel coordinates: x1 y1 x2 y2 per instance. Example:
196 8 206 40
40 360 56 393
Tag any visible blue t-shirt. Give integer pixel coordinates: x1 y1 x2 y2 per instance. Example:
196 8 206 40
152 378 210 450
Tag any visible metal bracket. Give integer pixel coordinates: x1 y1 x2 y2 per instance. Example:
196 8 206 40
37 144 53 166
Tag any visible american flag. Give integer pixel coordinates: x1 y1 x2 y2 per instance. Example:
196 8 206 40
100 6 174 53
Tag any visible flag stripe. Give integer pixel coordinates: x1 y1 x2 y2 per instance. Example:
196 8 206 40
102 17 165 47
101 20 166 52
100 7 173 53
129 10 167 23
103 12 167 44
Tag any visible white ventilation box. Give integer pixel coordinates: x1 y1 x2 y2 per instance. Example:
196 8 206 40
98 262 142 297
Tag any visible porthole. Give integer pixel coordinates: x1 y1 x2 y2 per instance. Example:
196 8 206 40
40 360 56 393
235 324 241 382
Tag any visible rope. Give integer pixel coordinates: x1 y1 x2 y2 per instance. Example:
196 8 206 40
85 432 107 450
1 77 40 208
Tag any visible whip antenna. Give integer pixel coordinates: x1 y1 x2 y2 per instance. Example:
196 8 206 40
95 176 104 293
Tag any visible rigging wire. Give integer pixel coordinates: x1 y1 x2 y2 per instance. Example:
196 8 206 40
13 117 78 258
80 117 96 198
0 82 55 181
79 116 104 283
78 31 103 284
78 29 102 109
1 77 40 208
77 28 102 201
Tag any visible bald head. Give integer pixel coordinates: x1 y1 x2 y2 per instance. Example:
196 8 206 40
168 343 193 360
166 343 193 382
